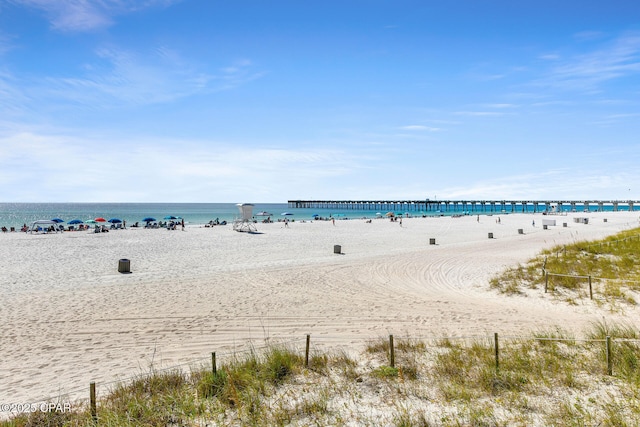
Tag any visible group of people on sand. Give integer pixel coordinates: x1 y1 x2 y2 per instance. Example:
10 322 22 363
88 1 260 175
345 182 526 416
205 218 228 227
1 224 31 232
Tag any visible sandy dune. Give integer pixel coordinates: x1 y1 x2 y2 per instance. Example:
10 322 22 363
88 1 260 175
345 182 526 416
1 211 639 405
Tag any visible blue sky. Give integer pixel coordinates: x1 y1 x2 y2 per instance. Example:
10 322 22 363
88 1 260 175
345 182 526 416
1 0 639 203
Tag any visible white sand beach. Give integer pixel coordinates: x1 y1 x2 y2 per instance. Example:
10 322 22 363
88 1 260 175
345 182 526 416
2 211 640 406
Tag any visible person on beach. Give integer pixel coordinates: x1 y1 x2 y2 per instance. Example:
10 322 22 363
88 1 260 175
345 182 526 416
284 218 289 228
399 217 402 227
532 220 535 227
332 218 335 226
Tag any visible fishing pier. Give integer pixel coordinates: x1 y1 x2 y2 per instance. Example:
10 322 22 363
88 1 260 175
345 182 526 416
287 200 640 213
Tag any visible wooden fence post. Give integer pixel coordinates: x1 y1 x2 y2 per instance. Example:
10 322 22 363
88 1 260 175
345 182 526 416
588 276 593 300
305 334 311 368
545 272 549 293
606 336 612 375
494 333 500 372
90 381 97 422
212 352 217 375
389 335 395 368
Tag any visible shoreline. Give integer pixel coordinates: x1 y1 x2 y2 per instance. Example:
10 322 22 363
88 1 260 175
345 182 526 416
2 211 639 405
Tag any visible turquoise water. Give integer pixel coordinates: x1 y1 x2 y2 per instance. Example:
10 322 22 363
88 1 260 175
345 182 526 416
0 202 634 229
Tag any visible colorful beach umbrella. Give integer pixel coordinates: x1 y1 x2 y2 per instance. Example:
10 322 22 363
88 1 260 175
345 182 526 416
95 217 106 222
164 215 177 220
85 219 98 224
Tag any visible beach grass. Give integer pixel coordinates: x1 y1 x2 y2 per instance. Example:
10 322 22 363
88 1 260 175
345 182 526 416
490 227 640 307
3 328 640 427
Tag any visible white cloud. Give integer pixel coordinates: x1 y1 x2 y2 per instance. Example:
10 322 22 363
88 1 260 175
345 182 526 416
0 130 360 202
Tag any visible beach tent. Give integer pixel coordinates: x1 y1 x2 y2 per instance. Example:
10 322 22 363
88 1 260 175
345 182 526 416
29 220 62 234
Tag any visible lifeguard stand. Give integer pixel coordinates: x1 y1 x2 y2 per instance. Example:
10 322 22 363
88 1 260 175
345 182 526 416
233 203 257 232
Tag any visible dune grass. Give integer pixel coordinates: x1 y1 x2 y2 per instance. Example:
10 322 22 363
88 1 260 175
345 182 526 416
490 227 640 307
4 326 640 427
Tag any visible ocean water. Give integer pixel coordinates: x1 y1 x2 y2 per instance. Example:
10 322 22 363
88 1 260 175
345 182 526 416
0 202 634 229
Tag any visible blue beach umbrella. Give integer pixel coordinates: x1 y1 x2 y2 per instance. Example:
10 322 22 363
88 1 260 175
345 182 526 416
108 218 122 223
67 219 83 224
142 217 156 222
164 215 177 220
281 212 293 216
51 218 64 223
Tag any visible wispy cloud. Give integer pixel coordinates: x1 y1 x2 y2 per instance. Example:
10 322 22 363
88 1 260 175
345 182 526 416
31 46 261 107
538 32 640 92
453 111 507 117
12 0 180 32
399 125 441 131
0 32 14 55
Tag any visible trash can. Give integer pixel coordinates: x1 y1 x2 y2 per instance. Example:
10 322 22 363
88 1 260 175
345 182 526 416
604 218 607 223
333 245 342 254
563 223 567 227
543 224 548 230
488 232 493 239
518 229 523 234
429 238 436 245
118 258 130 273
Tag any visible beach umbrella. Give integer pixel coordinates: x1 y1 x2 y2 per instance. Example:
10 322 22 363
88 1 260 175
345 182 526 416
164 215 177 220
95 217 106 222
108 218 122 223
311 214 319 217
51 218 64 223
376 212 382 216
281 212 293 216
385 212 394 217
68 219 83 224
256 211 272 216
142 217 156 222
85 219 98 224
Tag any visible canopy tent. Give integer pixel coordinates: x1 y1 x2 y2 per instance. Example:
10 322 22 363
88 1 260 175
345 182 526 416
29 220 62 234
